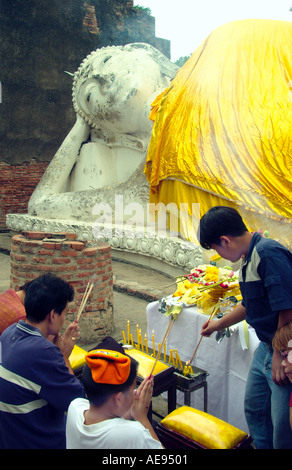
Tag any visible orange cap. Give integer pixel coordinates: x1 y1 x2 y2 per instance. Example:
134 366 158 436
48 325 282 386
85 349 131 384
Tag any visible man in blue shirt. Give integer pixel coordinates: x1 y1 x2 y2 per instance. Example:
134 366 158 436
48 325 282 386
199 206 292 449
0 274 85 449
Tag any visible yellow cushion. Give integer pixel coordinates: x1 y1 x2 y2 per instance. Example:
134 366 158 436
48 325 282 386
69 345 87 370
126 348 169 378
161 406 248 449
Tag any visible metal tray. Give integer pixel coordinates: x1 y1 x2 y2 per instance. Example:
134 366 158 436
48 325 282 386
174 367 208 389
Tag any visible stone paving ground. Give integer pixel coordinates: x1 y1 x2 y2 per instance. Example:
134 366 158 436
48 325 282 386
0 232 179 420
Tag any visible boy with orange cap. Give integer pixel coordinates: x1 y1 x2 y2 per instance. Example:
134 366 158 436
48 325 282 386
66 337 163 449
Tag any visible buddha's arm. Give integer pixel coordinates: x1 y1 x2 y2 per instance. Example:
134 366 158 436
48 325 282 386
28 116 90 214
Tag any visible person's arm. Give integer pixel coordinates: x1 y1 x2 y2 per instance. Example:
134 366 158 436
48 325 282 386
272 309 292 386
130 377 163 445
201 302 246 337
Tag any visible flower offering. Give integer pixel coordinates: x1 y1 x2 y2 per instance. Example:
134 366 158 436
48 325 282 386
159 264 241 318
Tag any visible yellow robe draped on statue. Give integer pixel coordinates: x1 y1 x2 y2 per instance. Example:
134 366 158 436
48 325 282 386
144 19 292 246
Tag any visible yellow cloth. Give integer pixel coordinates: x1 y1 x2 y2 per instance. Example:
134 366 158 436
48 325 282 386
161 406 248 449
126 348 169 377
69 345 87 370
145 19 292 244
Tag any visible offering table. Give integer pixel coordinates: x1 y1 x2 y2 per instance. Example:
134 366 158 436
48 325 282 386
146 301 260 433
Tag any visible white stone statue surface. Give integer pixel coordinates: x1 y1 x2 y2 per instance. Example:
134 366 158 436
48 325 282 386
7 43 204 271
28 43 178 221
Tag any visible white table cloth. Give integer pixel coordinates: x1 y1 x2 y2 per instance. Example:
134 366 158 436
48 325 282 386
146 301 260 433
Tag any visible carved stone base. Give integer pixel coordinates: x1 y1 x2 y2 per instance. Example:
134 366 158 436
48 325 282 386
6 213 204 274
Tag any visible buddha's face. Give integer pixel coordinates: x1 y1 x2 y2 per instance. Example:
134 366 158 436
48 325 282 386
74 48 171 135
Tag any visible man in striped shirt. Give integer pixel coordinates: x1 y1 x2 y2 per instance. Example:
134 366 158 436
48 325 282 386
0 274 85 449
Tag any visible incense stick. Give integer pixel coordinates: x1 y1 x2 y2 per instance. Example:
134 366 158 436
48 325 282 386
161 277 232 294
187 305 218 365
75 281 94 323
149 318 175 376
161 277 185 289
76 282 90 320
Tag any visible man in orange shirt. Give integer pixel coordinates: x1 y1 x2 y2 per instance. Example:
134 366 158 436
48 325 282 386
0 281 31 335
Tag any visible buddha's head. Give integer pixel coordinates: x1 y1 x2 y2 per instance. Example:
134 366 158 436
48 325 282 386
72 43 178 137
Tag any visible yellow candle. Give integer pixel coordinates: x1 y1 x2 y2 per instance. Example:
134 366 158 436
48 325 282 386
137 325 140 350
130 333 134 346
127 320 130 344
157 343 161 360
164 342 166 362
175 349 178 368
122 330 126 343
183 365 189 376
152 330 155 358
175 350 183 370
144 334 148 354
188 365 193 375
139 332 144 352
169 349 175 366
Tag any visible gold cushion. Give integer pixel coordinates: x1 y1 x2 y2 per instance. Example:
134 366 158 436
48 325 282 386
69 345 87 370
161 406 248 449
126 348 169 378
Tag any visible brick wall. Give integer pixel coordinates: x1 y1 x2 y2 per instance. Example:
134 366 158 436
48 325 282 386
10 231 114 345
0 160 48 229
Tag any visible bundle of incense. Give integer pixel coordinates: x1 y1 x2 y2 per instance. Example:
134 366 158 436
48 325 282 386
149 318 175 376
187 305 218 365
75 281 94 323
161 277 185 289
161 276 233 294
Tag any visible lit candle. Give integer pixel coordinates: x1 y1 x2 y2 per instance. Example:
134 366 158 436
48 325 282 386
152 330 156 358
144 334 148 354
127 320 130 344
122 330 126 344
164 342 166 362
188 365 193 375
137 325 140 350
139 330 144 352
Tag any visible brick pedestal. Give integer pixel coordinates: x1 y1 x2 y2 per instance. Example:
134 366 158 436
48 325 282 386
10 231 114 345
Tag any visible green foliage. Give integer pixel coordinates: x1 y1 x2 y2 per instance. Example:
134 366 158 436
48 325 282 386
133 5 151 15
174 54 191 67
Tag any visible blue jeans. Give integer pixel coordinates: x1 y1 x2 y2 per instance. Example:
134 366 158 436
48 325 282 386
244 341 292 449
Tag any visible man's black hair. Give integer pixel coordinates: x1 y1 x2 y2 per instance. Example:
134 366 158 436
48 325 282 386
24 273 74 323
18 280 33 292
198 206 248 249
